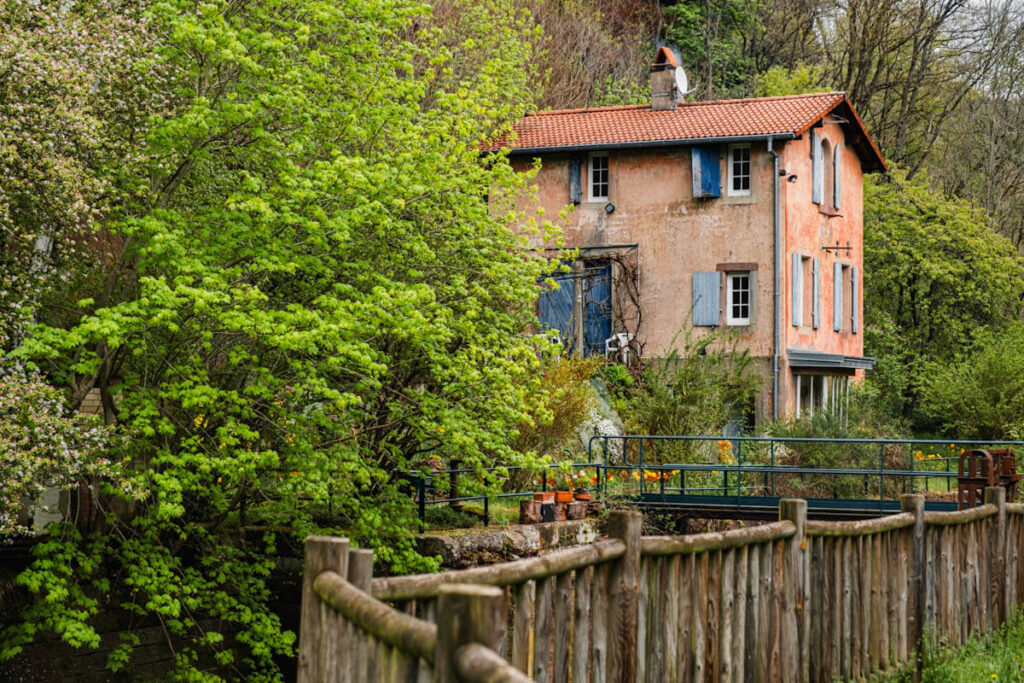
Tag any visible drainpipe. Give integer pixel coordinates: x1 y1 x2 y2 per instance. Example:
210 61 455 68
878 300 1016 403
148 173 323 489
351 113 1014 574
768 137 782 422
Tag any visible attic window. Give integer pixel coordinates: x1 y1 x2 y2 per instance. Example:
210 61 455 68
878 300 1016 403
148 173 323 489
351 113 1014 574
589 153 609 202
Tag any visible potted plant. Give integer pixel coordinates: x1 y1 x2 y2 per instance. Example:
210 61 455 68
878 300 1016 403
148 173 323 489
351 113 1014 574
554 461 575 503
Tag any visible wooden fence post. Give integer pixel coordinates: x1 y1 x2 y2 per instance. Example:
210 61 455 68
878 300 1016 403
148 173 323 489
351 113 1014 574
900 494 925 683
298 536 350 683
434 583 506 683
348 548 374 592
606 509 641 683
347 549 374 681
779 498 807 683
985 486 1007 629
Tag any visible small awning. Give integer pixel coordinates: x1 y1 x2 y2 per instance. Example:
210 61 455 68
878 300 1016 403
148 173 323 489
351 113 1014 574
787 349 876 370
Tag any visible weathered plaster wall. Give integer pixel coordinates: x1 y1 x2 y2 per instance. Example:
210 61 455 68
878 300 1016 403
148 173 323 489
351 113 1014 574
779 123 866 414
514 145 776 360
513 123 868 418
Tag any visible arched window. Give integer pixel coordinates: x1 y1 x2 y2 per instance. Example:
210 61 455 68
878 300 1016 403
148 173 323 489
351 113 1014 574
822 138 834 211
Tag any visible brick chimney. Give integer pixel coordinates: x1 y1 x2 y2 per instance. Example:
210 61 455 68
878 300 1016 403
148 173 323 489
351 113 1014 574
650 47 681 111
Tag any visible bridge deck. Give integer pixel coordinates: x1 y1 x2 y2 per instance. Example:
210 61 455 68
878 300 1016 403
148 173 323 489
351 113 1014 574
638 493 959 521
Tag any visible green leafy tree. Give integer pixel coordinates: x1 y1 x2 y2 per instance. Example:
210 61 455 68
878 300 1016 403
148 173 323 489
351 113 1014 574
919 324 1024 439
664 0 764 99
863 169 1024 425
753 64 824 97
2 0 558 679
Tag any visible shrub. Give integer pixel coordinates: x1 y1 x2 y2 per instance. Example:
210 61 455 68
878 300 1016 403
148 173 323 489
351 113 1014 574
506 355 602 490
767 383 908 498
919 323 1024 439
512 355 602 459
618 328 762 464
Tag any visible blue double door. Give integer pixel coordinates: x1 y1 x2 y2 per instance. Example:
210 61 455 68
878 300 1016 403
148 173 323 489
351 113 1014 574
537 260 612 357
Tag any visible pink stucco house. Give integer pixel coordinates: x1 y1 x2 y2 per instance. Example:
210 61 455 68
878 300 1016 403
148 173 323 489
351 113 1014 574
490 48 886 420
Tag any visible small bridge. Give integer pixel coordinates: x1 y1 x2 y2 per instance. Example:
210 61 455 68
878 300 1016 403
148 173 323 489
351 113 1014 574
407 435 1024 525
589 434 1023 521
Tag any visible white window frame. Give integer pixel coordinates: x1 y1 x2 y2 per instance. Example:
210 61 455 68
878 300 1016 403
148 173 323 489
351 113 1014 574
727 144 751 197
588 152 609 202
795 373 851 419
726 271 751 325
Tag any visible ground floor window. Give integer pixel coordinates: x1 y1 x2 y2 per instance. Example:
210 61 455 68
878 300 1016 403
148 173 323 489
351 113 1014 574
794 373 850 419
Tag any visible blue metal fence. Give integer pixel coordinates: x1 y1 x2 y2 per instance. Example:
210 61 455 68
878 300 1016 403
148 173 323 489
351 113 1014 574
402 436 1024 527
588 434 1024 514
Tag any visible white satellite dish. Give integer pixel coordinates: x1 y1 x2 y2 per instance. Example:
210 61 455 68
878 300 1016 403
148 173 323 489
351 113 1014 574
674 66 692 98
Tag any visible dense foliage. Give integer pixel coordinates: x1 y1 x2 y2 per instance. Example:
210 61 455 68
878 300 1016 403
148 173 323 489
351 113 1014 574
1 0 560 679
863 170 1024 424
0 373 114 535
919 324 1024 439
609 329 762 440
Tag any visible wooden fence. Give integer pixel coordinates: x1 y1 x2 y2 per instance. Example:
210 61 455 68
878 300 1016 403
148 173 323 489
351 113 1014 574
299 489 1024 682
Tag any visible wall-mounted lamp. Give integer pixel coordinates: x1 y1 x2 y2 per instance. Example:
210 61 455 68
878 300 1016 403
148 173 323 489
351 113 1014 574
787 174 798 183
604 202 616 214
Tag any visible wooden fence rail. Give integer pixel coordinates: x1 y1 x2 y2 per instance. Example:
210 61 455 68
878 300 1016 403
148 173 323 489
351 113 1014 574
300 490 1024 682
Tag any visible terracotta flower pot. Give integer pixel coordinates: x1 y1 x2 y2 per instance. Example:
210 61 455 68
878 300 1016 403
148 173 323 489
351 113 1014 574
555 490 574 504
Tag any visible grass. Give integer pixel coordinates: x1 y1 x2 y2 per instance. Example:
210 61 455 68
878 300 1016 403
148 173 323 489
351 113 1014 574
884 611 1024 682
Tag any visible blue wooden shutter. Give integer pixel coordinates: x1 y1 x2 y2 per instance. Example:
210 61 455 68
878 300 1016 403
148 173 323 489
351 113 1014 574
852 265 860 333
538 273 576 353
833 262 843 331
812 130 823 205
833 142 842 210
569 158 582 204
791 253 802 327
691 146 721 199
812 258 821 329
692 271 721 326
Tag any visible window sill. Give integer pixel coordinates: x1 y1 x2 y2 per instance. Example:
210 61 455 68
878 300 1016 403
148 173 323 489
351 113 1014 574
725 194 757 206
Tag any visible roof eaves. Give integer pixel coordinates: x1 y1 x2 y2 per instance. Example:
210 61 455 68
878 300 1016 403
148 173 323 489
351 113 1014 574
839 100 887 172
493 132 798 156
792 94 886 173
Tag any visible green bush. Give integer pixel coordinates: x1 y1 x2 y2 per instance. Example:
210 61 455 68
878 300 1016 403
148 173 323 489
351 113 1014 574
919 323 1024 440
616 328 762 464
884 610 1024 681
767 384 908 498
424 505 480 529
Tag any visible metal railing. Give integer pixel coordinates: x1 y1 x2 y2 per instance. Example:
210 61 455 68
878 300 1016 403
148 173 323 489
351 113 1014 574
398 436 1024 527
403 461 604 526
587 434 1024 513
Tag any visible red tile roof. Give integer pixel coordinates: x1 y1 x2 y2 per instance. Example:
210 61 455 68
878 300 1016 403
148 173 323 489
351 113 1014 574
489 92 885 171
